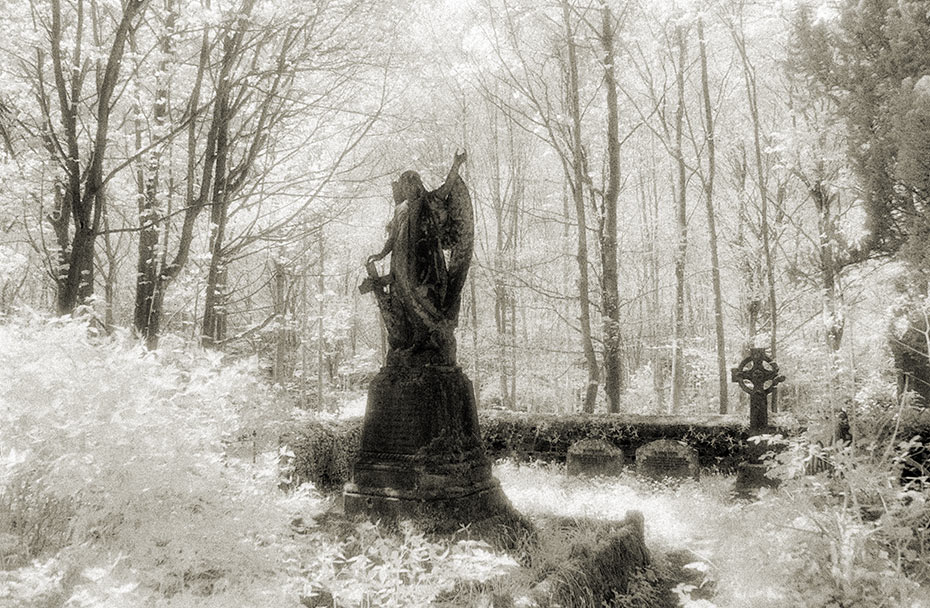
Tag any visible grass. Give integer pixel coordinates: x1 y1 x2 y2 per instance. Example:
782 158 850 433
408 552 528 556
495 460 930 608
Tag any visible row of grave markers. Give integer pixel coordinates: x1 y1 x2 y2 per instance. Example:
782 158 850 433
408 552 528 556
563 348 786 481
567 438 700 479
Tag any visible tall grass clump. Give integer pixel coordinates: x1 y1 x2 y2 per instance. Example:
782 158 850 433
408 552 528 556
0 315 324 606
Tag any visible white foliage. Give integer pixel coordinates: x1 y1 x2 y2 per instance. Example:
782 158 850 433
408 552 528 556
0 316 325 604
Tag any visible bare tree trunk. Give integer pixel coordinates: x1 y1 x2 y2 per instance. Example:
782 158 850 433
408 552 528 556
599 3 623 413
490 112 513 408
732 14 779 411
508 127 522 408
201 95 231 347
50 0 149 314
813 179 843 354
273 260 287 384
639 169 664 407
698 17 728 414
562 0 599 413
132 9 173 347
317 234 325 410
730 143 760 347
469 270 481 408
300 265 310 406
100 197 117 331
670 25 688 413
48 185 72 314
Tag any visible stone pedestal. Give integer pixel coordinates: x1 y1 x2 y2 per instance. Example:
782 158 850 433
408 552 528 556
732 439 780 498
733 462 780 497
344 364 511 529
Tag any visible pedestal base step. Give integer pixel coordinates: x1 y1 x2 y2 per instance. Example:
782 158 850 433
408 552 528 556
344 481 512 531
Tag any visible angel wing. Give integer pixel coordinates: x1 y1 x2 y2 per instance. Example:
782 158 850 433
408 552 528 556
437 174 473 320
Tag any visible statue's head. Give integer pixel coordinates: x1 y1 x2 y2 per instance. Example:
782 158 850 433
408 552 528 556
392 171 425 204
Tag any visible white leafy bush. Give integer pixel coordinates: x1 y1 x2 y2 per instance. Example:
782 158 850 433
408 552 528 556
0 315 323 605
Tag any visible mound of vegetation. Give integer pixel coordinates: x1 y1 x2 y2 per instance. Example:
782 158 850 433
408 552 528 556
0 317 670 607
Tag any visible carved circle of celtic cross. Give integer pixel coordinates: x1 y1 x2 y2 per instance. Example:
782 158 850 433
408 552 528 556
732 348 785 396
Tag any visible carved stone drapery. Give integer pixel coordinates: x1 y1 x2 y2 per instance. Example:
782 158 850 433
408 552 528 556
360 154 473 367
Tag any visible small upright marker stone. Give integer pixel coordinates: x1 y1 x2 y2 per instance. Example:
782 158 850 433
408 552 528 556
566 439 625 477
635 439 699 479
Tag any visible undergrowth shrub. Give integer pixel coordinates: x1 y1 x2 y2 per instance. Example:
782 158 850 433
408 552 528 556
0 315 323 605
280 419 362 491
478 412 775 470
298 519 519 607
761 394 930 607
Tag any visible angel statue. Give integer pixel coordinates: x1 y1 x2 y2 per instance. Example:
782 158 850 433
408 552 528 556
360 151 473 366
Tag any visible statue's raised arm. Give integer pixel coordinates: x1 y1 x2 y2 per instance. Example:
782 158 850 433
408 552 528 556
361 151 474 367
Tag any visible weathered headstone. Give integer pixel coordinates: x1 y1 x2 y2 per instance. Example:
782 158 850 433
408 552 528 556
566 439 625 477
345 152 516 530
730 347 785 431
635 439 699 479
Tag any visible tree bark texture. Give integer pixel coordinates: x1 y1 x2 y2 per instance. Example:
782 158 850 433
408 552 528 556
51 0 150 314
201 93 231 347
698 18 729 414
670 25 688 413
599 3 623 413
561 0 599 413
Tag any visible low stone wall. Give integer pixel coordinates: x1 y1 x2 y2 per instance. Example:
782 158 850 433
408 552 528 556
280 411 797 490
479 411 797 472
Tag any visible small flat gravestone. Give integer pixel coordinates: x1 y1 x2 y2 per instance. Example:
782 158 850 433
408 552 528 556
635 439 699 479
566 439 625 477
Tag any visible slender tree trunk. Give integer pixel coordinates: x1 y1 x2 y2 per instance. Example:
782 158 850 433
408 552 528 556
670 25 688 413
562 0 599 413
734 20 779 411
49 185 72 314
469 271 481 407
317 234 325 409
698 18 728 414
300 266 309 406
201 97 231 347
638 170 664 407
490 113 512 408
51 0 149 314
273 260 287 384
599 3 623 413
508 128 522 408
813 177 843 354
132 99 163 344
812 170 846 434
100 196 117 331
732 143 760 346
132 10 173 347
